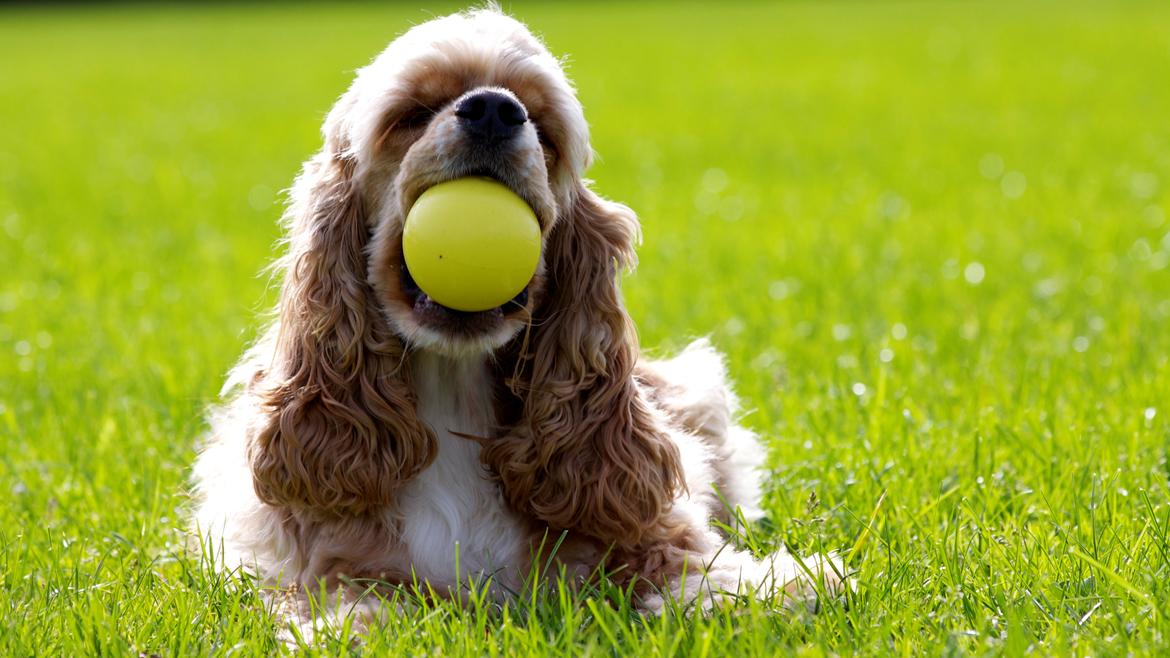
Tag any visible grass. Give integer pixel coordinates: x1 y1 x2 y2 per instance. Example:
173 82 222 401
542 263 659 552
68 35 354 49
2 0 1169 654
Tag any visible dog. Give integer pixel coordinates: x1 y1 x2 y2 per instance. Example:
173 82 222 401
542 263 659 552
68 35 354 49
193 5 842 633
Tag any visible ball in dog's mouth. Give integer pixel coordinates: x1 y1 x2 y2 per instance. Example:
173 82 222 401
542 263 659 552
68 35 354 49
401 177 540 313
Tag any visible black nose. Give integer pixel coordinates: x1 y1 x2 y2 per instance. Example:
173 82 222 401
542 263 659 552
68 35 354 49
455 90 527 143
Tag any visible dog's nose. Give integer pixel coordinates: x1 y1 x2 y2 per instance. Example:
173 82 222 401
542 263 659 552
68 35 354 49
455 90 527 143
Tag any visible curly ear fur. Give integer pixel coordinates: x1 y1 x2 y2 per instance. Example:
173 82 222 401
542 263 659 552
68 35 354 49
482 186 685 548
246 124 436 517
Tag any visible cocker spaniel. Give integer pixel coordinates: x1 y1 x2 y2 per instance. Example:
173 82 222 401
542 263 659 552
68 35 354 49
193 6 841 632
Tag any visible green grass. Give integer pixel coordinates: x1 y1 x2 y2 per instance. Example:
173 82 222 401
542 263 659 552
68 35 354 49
2 0 1169 654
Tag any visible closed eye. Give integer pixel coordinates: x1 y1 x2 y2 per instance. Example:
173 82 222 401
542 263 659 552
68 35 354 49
536 126 559 161
395 106 437 131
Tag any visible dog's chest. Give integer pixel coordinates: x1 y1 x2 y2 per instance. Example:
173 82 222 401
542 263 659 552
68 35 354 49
395 354 529 586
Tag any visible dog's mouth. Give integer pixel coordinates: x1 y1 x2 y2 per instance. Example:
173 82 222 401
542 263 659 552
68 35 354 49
400 263 529 322
390 158 549 347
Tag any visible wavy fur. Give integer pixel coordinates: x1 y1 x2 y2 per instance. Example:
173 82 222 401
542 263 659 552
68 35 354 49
483 187 686 547
247 123 435 517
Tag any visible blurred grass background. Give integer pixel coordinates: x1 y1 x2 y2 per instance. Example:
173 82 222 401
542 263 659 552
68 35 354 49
1 1 1169 655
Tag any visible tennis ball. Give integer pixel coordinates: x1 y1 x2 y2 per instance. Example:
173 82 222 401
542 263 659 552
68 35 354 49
402 177 541 312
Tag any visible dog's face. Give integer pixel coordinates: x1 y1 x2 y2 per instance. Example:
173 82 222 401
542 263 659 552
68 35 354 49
330 11 592 357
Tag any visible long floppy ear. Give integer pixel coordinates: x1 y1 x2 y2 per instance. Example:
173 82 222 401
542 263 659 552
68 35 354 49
482 185 685 548
246 118 435 517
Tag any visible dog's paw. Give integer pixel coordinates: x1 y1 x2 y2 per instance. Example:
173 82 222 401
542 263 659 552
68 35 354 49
762 551 850 612
638 549 849 615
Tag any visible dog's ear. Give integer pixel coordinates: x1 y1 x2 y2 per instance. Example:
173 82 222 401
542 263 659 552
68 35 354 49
482 184 685 547
247 106 435 517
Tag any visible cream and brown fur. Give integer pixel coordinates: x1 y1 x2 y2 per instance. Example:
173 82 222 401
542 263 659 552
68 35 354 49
193 6 841 633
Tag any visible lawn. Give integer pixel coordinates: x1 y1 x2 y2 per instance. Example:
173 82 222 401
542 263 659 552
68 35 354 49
2 0 1169 655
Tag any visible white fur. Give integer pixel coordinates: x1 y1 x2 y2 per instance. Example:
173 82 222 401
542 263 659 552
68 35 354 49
395 352 529 589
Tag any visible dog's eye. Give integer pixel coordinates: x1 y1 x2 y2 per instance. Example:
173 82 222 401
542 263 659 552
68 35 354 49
396 106 436 130
536 128 559 160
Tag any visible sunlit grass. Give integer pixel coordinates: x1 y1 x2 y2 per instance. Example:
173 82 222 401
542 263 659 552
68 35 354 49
2 1 1169 655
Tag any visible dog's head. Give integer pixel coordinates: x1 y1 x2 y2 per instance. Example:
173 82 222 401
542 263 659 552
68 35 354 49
313 9 590 356
252 8 682 545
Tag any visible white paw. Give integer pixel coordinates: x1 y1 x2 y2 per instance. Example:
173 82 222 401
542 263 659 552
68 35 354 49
640 550 849 614
765 551 849 611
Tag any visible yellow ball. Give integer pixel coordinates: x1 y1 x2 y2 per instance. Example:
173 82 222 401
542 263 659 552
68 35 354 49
402 177 541 312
